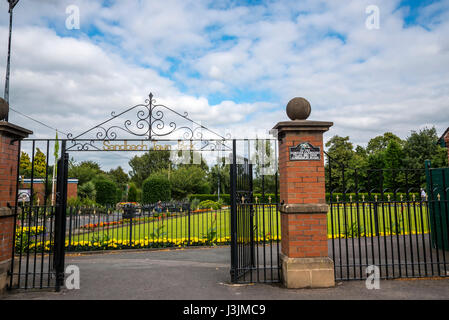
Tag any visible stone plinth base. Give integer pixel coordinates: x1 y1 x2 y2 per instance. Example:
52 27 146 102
0 259 11 294
280 253 335 288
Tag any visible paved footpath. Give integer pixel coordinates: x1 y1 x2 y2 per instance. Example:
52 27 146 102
2 246 449 300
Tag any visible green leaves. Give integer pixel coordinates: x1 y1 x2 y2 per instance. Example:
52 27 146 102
94 179 117 206
127 182 138 202
142 174 171 204
78 181 96 200
325 128 448 192
169 166 210 199
19 149 47 178
128 150 171 187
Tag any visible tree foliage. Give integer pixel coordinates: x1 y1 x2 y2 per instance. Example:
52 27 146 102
169 166 210 199
142 174 171 204
69 160 103 185
94 179 117 206
78 181 96 200
208 162 230 195
19 151 32 177
324 127 448 192
19 149 47 178
127 183 138 202
128 151 171 187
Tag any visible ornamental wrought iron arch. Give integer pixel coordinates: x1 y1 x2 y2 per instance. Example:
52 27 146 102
64 92 232 152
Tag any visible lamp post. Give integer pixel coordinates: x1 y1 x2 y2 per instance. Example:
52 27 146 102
3 0 20 121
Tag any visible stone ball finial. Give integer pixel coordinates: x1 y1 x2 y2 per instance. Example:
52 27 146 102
286 97 311 120
0 97 9 121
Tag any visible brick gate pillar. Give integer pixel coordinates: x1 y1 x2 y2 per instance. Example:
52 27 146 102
0 114 32 294
273 97 334 288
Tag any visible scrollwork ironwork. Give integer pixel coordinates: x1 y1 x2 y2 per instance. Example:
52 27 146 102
66 92 227 143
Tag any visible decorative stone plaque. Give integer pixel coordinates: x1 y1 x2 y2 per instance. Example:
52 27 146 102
289 142 321 161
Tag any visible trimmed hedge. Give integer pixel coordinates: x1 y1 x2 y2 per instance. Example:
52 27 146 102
142 175 171 204
95 179 117 206
128 183 138 202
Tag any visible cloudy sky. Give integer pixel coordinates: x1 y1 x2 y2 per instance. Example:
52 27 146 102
1 0 448 170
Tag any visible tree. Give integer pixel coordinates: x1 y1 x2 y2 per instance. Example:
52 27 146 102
325 136 355 192
142 174 171 204
19 151 31 177
366 132 403 155
94 179 117 206
128 151 171 187
169 166 210 199
384 140 404 188
78 181 96 200
69 160 102 185
108 166 129 186
208 162 230 196
19 149 47 178
127 183 138 202
108 166 129 202
403 127 448 168
402 127 448 187
252 138 277 193
33 148 47 178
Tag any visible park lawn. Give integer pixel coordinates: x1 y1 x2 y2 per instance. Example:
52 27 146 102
68 206 281 244
328 202 431 238
67 203 432 245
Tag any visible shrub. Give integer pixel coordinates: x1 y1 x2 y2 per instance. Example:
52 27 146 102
68 196 81 207
137 188 142 202
94 179 117 206
78 181 96 200
142 174 171 204
128 183 138 202
116 188 123 203
190 198 200 210
67 196 97 208
199 200 221 210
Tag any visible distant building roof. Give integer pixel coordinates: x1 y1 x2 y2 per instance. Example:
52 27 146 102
438 127 449 147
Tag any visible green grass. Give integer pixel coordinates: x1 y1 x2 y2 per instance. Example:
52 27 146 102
328 202 431 238
68 206 281 244
67 203 433 246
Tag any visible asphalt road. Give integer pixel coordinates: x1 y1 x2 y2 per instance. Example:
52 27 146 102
3 246 449 300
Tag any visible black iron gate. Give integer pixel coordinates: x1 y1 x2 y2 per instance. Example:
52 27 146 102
9 140 68 290
327 152 449 281
8 93 281 290
230 139 281 283
53 143 69 290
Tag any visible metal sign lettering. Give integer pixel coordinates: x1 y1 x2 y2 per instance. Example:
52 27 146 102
289 142 321 161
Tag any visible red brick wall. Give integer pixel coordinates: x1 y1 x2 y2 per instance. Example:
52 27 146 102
277 125 330 259
21 181 77 204
0 217 14 262
0 134 19 208
281 213 328 258
278 133 326 205
0 133 20 265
